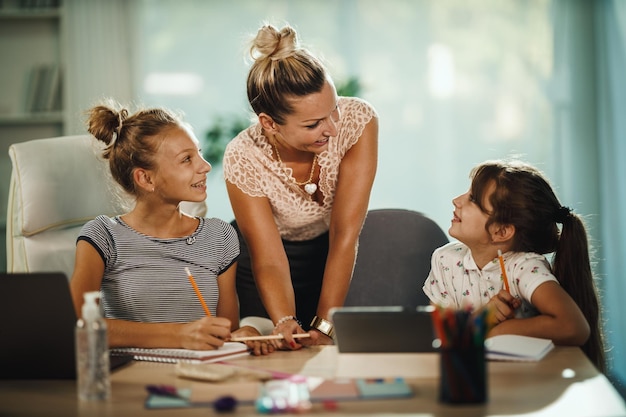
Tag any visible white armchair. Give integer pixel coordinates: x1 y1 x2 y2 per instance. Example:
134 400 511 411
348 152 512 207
6 135 129 279
6 135 207 279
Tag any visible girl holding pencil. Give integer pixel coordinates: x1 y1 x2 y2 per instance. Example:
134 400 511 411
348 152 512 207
423 159 605 372
70 101 274 356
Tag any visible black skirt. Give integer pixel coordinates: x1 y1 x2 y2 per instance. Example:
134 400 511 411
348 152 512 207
231 221 329 329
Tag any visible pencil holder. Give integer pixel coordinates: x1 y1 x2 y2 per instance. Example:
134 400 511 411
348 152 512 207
438 343 487 404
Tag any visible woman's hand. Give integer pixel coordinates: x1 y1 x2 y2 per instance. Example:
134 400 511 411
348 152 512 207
231 326 276 356
178 316 232 350
305 329 334 346
272 318 306 350
274 322 334 347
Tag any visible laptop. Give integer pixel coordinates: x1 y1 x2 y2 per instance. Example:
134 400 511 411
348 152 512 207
0 272 132 379
330 305 437 353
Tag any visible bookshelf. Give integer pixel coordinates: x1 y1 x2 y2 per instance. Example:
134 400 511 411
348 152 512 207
0 1 64 129
0 0 65 272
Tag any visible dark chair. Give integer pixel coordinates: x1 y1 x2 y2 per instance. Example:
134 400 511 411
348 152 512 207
344 208 449 309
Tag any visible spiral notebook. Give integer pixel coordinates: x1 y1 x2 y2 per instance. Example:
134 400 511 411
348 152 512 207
111 342 250 364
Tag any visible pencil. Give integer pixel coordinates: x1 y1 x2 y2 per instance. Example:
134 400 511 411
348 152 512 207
184 267 212 317
230 333 311 342
497 250 511 293
430 306 447 347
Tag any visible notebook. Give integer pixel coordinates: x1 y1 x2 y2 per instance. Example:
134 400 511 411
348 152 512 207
0 272 133 379
485 334 555 361
110 342 250 364
330 305 437 353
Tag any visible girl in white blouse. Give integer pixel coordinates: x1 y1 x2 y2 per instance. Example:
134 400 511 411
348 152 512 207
423 159 605 371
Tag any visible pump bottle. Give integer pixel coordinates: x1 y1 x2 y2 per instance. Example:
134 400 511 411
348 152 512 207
76 291 110 401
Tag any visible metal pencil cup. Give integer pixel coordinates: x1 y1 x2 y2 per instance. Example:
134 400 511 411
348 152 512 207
439 343 487 404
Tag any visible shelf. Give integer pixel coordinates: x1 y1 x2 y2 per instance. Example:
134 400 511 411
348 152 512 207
0 112 64 125
0 8 60 19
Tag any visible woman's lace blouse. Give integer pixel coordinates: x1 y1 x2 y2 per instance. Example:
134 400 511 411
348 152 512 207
223 96 377 241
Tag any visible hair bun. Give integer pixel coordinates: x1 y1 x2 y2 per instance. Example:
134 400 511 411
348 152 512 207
251 24 298 61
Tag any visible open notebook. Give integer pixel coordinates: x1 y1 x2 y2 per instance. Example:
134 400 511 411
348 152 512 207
0 272 132 379
111 342 249 364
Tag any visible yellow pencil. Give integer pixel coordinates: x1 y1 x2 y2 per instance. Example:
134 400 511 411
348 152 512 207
497 250 511 293
184 267 212 317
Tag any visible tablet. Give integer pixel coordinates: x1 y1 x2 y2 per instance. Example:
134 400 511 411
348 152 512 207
330 305 437 353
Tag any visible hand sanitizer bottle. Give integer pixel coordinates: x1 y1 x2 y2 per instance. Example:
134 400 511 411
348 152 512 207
76 291 110 401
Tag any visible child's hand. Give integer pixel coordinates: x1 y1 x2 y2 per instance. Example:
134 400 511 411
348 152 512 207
487 290 522 324
179 316 232 350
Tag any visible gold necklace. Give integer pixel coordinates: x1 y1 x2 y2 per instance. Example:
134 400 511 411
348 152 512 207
273 144 318 195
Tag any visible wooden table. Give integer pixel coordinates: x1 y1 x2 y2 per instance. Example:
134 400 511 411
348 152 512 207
1 346 624 416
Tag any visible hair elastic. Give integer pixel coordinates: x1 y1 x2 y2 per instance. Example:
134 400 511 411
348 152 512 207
554 206 572 223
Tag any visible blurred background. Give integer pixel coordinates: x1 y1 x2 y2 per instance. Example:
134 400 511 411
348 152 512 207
1 0 624 394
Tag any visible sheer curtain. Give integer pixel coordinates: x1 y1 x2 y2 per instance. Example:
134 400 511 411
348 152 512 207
595 0 626 391
551 0 625 390
132 0 557 229
64 0 134 135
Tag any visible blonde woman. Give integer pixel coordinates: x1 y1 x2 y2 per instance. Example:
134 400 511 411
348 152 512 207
224 24 379 349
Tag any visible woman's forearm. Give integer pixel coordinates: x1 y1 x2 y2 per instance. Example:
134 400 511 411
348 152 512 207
253 263 297 323
316 237 358 319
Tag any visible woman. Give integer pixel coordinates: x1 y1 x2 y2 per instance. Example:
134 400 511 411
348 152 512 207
70 101 273 356
223 23 379 349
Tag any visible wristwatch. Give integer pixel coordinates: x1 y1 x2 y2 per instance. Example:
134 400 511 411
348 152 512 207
310 315 335 339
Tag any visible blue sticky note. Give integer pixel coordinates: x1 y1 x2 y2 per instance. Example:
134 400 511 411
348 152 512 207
145 388 192 409
356 378 413 399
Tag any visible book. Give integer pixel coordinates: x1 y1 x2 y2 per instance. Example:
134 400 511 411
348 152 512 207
44 64 61 111
24 65 44 113
23 64 62 113
485 334 554 362
110 342 249 364
33 64 52 112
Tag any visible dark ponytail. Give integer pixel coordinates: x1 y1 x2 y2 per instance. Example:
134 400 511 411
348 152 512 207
553 213 605 372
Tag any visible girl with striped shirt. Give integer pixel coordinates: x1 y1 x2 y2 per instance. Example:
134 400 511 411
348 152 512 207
69 101 273 356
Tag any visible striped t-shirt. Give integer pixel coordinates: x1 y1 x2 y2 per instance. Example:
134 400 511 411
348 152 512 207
78 215 239 323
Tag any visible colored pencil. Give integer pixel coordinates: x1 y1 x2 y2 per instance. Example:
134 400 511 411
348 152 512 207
431 306 447 346
184 267 212 317
497 250 511 293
